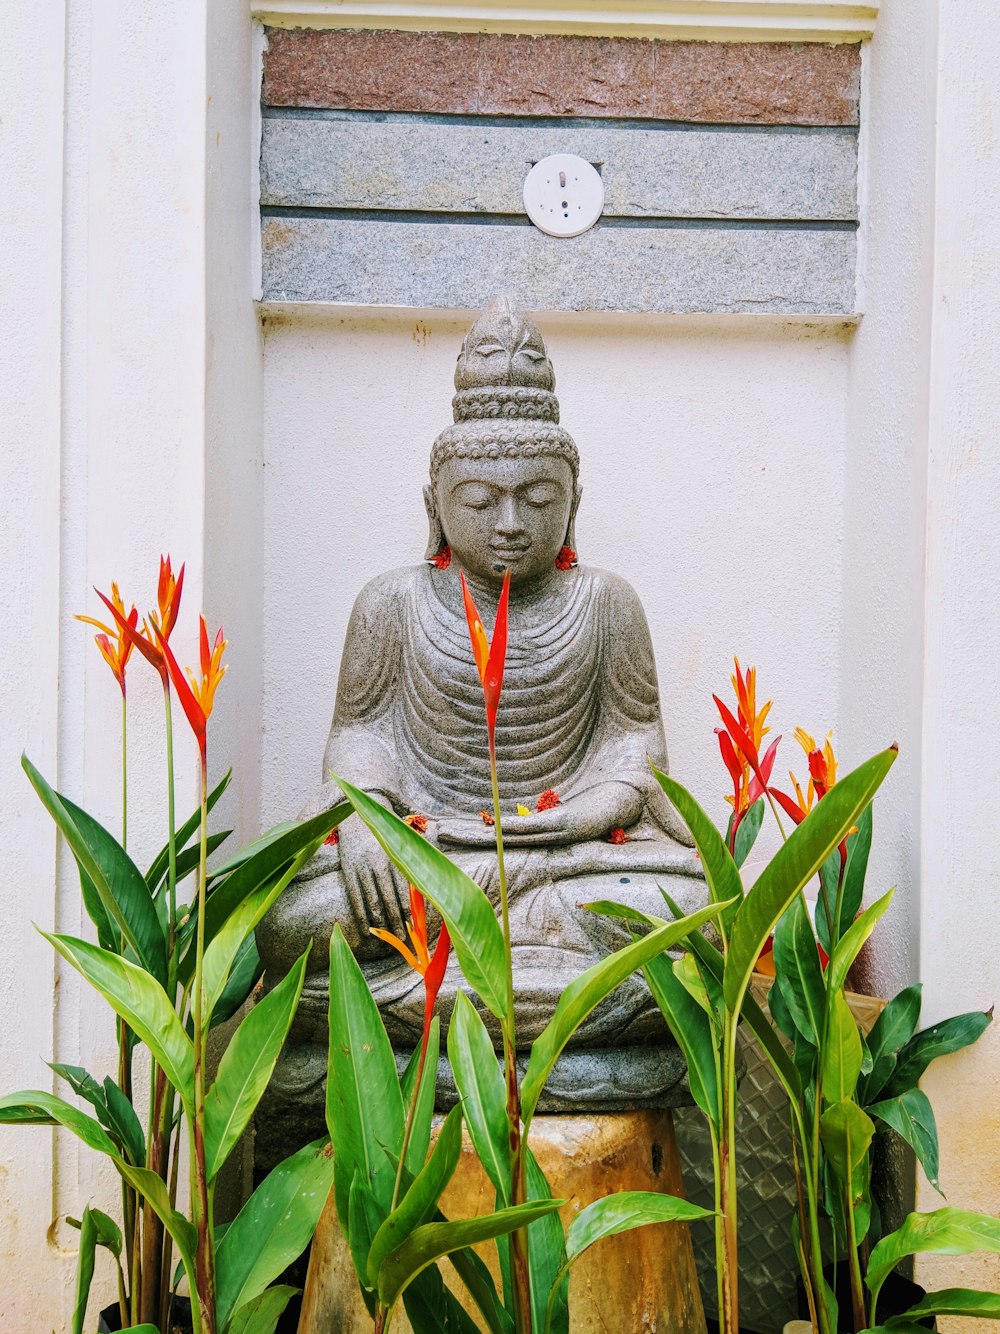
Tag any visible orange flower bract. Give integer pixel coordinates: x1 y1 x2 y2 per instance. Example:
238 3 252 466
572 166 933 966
76 583 139 697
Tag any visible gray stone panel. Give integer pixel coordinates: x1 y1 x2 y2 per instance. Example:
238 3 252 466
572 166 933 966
261 115 858 222
261 215 856 315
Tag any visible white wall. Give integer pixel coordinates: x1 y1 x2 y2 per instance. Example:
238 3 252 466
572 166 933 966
260 310 850 866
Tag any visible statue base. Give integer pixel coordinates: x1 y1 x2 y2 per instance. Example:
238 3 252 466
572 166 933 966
298 1110 707 1333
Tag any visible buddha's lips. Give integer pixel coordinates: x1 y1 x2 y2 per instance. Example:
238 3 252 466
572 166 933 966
491 542 530 559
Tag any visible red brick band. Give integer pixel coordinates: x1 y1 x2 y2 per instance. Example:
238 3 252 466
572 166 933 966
262 29 860 127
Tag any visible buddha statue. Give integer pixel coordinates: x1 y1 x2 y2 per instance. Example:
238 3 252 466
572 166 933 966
256 297 706 1163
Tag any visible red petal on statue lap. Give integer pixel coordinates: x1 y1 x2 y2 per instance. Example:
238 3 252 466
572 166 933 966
535 788 560 811
608 827 630 844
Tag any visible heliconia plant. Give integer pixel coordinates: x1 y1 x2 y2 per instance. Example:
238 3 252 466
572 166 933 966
591 660 998 1334
326 566 719 1334
0 561 352 1334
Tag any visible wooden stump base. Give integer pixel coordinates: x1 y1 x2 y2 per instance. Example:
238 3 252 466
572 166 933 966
299 1109 707 1333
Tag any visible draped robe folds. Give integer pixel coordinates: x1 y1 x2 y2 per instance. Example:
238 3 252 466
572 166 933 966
257 563 706 1050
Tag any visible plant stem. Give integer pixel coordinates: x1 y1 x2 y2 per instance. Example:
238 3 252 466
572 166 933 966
164 684 178 998
390 1038 428 1215
489 739 532 1334
845 1181 867 1331
719 1013 740 1334
191 756 217 1334
121 691 128 851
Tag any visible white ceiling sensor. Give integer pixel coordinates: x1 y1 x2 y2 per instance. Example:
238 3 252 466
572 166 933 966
523 154 605 238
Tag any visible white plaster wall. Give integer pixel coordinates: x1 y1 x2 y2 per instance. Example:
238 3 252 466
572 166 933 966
259 311 851 872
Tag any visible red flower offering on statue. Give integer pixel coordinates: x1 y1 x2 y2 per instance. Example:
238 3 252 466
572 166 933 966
480 810 495 826
608 827 630 845
432 544 451 570
535 789 560 812
404 813 428 834
555 545 576 571
324 828 339 846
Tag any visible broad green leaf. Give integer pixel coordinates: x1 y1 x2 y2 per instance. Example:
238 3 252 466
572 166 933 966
41 932 193 1107
675 950 720 1030
658 889 803 1102
103 1075 146 1166
403 1268 484 1334
119 1161 197 1270
0 1089 119 1157
883 1009 993 1100
71 1207 99 1334
773 894 826 1048
565 1189 712 1262
861 984 922 1103
724 748 897 1012
447 991 510 1202
205 952 309 1181
819 1099 874 1188
445 1242 513 1334
145 769 232 891
347 1172 381 1300
525 1148 568 1334
819 801 873 954
181 802 350 986
216 1138 335 1330
202 845 315 1021
327 926 404 1219
208 819 300 879
827 888 895 995
212 934 265 1028
67 1206 122 1259
885 1288 1000 1319
226 1285 298 1334
868 1089 941 1193
643 951 720 1131
23 755 168 985
336 777 508 1018
521 902 727 1128
376 1200 564 1312
368 1104 463 1287
405 1017 440 1181
866 1208 1000 1310
163 830 231 899
653 765 744 933
822 990 863 1104
733 798 765 870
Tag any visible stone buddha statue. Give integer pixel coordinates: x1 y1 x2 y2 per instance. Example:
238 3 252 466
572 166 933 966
256 297 706 1163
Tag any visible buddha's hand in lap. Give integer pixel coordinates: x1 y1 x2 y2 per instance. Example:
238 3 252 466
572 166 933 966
339 820 412 939
438 782 644 849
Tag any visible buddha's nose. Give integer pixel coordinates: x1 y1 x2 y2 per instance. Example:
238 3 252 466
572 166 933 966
495 497 525 537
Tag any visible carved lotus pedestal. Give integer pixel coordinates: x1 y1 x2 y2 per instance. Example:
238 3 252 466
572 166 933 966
299 1109 707 1334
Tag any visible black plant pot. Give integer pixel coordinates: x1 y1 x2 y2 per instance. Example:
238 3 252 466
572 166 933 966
796 1265 935 1330
98 1296 193 1333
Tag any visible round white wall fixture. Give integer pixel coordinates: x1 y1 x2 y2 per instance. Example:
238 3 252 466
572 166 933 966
523 154 604 238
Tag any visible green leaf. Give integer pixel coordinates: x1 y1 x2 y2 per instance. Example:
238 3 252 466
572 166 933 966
71 1207 100 1334
216 1138 335 1330
524 1148 568 1334
335 777 508 1018
212 934 265 1029
347 1172 381 1299
181 802 350 986
226 1285 299 1334
521 902 727 1129
733 798 765 870
41 932 193 1107
205 952 309 1182
822 990 863 1104
202 845 315 1021
444 1243 513 1334
565 1189 712 1262
652 765 744 933
368 1104 463 1287
23 755 168 985
118 1160 198 1273
882 1009 993 1100
0 1089 119 1157
773 894 826 1047
403 1268 484 1334
643 951 720 1131
165 830 231 899
102 1075 146 1166
867 1089 941 1193
68 1206 122 1259
724 748 897 1013
839 802 873 944
376 1200 564 1312
447 991 510 1202
145 769 232 891
827 888 895 995
405 1018 440 1181
885 1288 1000 1319
861 984 922 1103
326 926 404 1218
820 1099 875 1188
866 1208 1000 1310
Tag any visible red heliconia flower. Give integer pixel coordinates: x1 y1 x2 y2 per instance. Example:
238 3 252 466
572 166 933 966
371 885 451 1050
608 827 630 845
432 544 451 570
460 568 511 753
554 545 577 571
480 810 495 826
404 813 429 834
77 583 139 698
715 658 780 852
771 729 855 873
324 828 340 847
154 615 227 764
535 789 560 812
97 555 185 688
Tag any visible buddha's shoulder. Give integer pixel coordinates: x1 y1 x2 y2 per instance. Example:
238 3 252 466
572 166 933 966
576 564 647 610
348 565 427 617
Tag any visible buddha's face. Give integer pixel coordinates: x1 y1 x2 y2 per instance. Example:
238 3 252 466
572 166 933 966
434 454 577 585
